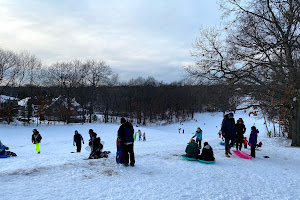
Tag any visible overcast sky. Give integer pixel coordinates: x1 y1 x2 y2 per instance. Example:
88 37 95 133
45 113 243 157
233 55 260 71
0 0 221 83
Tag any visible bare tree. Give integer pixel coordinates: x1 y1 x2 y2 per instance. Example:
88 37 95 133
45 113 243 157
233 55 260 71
186 0 300 146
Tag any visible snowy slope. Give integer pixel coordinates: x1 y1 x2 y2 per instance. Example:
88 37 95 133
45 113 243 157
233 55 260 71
0 111 299 200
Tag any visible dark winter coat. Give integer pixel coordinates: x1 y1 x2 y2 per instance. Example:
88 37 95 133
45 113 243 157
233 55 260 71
200 144 215 161
185 142 199 159
221 116 236 139
118 122 134 144
32 132 42 144
73 133 84 144
249 129 259 147
236 123 246 143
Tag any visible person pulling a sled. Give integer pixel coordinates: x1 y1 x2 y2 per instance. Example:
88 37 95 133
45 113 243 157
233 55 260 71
32 129 42 154
118 117 135 166
73 130 84 152
199 142 215 161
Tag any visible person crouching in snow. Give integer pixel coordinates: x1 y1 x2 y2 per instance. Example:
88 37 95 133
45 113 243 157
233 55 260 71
32 129 42 154
199 142 215 161
0 140 9 156
73 130 84 152
249 126 259 158
192 127 202 149
89 132 104 159
185 139 199 159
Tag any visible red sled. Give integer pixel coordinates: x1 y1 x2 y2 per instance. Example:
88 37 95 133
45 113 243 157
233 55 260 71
232 150 253 160
116 140 124 164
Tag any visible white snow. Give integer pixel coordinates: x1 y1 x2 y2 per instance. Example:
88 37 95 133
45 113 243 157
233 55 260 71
18 97 31 107
1 111 299 200
0 95 19 103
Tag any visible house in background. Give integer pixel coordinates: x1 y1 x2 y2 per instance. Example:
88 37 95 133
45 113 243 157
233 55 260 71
18 97 36 120
44 96 85 123
0 95 19 123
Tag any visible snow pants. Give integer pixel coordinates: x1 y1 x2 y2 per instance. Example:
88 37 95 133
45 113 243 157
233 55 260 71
123 143 135 165
251 146 255 158
76 142 82 152
35 143 40 153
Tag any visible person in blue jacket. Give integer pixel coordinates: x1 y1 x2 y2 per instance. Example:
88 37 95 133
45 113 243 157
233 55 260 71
192 127 203 149
221 113 236 157
0 140 9 156
249 126 259 158
118 117 135 166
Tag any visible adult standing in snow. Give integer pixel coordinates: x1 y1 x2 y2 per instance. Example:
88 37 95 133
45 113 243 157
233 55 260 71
118 117 135 166
73 130 84 152
32 129 42 154
221 113 236 157
235 118 246 151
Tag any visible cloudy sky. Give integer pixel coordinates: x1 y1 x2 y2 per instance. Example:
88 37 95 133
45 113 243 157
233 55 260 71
0 0 221 82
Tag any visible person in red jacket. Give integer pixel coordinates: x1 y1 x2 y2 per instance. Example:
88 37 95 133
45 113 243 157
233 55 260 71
244 137 248 149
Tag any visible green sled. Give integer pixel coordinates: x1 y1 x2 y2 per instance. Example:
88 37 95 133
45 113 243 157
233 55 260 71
198 159 215 164
181 154 198 161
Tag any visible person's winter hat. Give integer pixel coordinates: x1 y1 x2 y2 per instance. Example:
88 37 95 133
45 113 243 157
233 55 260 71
120 117 126 124
89 129 93 134
229 113 234 117
33 129 38 133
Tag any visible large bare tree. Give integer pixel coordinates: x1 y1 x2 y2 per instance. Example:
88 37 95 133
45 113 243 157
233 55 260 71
186 0 300 146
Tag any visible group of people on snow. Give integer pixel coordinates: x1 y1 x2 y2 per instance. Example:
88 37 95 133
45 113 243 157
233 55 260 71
185 127 215 161
185 112 260 160
1 116 137 165
221 112 259 158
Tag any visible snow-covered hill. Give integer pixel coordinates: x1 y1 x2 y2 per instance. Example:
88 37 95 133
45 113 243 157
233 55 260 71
1 111 299 200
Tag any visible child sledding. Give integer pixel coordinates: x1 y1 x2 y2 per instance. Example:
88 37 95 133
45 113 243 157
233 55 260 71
0 140 17 158
182 139 215 164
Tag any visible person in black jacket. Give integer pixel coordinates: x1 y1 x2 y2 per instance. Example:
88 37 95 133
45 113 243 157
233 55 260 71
235 118 246 151
32 129 42 154
199 142 215 161
73 130 84 152
89 132 104 159
118 117 135 166
221 113 236 157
